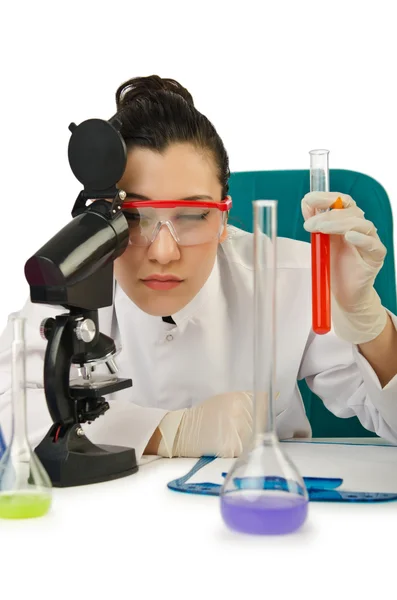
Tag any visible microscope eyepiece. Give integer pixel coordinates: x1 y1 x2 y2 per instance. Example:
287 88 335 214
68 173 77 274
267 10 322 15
24 119 130 310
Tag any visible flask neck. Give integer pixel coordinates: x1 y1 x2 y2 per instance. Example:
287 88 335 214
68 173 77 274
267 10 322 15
253 391 275 438
10 325 30 451
11 385 29 450
252 430 279 446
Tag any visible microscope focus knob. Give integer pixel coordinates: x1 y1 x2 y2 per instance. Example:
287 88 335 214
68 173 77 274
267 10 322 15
40 318 55 341
75 319 96 343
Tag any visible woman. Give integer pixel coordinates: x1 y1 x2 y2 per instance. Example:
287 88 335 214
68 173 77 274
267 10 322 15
1 75 397 460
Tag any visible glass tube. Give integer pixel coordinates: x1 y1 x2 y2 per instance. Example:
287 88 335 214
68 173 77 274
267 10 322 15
310 149 331 335
220 200 308 535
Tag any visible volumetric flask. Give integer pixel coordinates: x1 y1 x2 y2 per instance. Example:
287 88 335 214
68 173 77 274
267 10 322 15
220 200 308 535
0 316 52 519
310 149 331 335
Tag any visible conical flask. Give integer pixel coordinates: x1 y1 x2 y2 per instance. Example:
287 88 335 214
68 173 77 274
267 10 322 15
0 316 52 519
220 200 309 535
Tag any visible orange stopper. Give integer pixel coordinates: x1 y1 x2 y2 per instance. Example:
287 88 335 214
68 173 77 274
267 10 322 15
331 196 344 209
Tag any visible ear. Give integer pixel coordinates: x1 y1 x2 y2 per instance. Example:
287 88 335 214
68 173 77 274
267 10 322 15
219 195 231 243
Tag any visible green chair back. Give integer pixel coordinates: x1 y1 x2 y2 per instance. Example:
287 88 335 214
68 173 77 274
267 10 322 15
228 169 396 437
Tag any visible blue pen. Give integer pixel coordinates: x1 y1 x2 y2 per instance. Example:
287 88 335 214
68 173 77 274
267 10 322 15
219 474 397 501
0 425 6 459
221 473 343 491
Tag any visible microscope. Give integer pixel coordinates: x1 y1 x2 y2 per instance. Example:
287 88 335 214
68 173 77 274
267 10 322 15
24 118 138 487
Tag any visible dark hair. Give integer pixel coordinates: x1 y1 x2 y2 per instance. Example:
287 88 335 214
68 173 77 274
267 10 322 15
111 75 230 197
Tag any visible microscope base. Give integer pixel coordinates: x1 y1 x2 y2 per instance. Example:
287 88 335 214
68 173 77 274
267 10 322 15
34 423 138 487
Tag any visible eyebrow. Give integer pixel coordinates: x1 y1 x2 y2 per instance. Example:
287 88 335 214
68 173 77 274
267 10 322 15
124 193 214 201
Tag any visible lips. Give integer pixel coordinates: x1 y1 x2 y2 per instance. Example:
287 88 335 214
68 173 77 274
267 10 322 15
142 274 182 282
141 274 183 291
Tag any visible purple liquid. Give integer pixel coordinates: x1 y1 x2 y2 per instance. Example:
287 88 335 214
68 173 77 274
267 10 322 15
221 493 308 535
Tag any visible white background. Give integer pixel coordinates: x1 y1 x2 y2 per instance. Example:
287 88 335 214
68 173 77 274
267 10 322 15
0 1 396 597
1 0 396 329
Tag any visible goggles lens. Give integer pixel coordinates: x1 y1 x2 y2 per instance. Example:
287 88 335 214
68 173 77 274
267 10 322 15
123 204 228 247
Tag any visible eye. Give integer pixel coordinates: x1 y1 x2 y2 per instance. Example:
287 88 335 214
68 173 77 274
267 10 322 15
176 211 210 221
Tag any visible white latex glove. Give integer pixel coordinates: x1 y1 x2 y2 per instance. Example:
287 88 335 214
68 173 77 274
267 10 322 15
157 391 253 458
302 191 388 344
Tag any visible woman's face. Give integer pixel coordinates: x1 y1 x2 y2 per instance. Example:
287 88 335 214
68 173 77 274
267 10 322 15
114 143 228 316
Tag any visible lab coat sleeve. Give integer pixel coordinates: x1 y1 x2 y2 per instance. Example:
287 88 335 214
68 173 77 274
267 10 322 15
0 298 168 461
297 310 397 442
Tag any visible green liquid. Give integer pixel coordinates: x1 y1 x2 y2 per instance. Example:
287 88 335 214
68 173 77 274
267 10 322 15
0 492 51 519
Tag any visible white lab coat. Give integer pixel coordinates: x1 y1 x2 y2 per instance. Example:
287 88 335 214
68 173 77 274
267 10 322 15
1 225 397 460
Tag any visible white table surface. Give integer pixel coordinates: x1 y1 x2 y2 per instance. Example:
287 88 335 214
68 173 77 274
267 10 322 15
1 440 396 600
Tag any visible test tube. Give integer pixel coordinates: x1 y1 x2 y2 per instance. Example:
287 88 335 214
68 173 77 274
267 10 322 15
310 149 331 335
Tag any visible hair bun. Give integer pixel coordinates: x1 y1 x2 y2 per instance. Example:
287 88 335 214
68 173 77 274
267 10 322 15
116 75 194 109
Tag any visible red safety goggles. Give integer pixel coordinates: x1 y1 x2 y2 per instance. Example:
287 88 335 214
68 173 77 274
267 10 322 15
120 197 232 211
119 197 232 247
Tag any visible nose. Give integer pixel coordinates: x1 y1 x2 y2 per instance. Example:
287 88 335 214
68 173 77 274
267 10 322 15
147 223 181 264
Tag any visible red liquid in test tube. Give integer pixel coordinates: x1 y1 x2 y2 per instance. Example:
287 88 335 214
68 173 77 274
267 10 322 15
311 231 331 334
309 150 331 335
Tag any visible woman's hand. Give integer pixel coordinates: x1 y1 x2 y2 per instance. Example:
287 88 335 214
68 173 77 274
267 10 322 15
302 191 388 344
157 392 253 458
